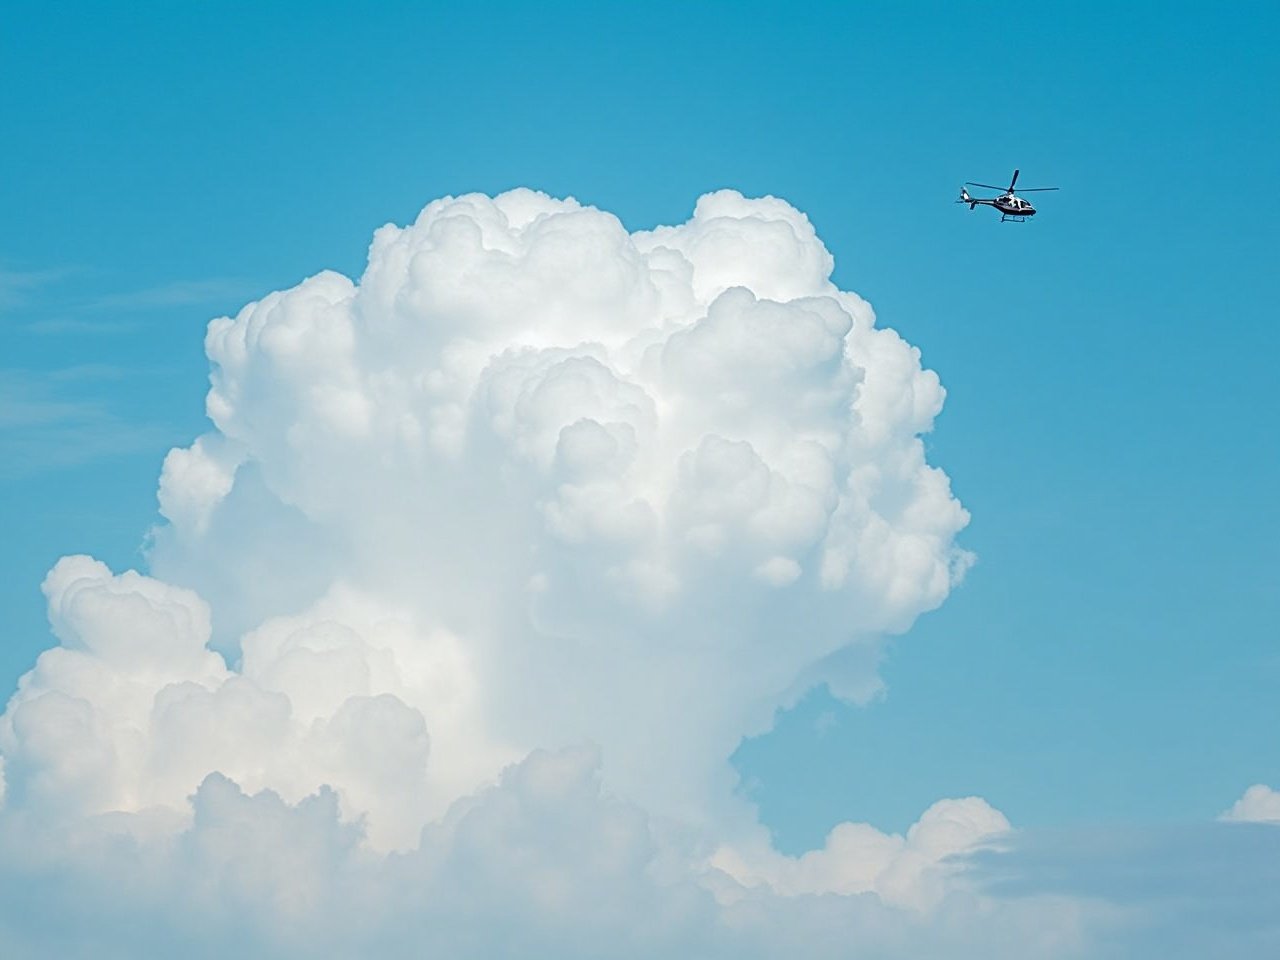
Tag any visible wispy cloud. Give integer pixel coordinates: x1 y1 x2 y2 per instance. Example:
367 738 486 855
22 316 143 336
43 363 133 383
0 369 174 477
4 269 253 336
86 278 253 311
0 266 81 310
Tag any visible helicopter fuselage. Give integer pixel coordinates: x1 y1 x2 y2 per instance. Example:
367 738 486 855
979 195 1036 217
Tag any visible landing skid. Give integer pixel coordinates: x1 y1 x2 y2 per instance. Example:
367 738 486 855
1000 214 1028 223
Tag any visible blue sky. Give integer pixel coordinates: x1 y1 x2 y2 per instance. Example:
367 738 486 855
2 0 1277 896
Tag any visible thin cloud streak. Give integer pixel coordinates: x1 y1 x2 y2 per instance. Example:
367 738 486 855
86 278 255 311
0 370 177 477
23 316 143 336
3 269 253 333
0 266 82 310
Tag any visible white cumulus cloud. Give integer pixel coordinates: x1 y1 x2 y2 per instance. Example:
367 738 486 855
713 796 1011 911
134 187 972 841
0 189 1034 956
1221 784 1280 823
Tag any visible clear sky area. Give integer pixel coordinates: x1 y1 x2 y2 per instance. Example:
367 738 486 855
1 2 1277 956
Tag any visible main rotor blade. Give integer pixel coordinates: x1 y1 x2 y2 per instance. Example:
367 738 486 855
1008 169 1020 192
965 182 1008 191
1017 187 1060 192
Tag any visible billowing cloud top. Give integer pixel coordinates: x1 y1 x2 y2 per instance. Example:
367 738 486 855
0 190 1024 957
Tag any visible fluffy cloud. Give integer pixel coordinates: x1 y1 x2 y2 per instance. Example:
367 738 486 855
0 189 1022 954
713 796 1010 910
141 187 973 841
0 746 1087 960
1221 784 1280 823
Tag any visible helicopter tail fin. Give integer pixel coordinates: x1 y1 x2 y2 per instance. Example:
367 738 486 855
959 187 976 209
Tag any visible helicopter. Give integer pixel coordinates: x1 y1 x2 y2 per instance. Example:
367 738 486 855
957 169 1059 222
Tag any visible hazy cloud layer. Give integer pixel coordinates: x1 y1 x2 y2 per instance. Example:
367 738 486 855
969 822 1280 959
